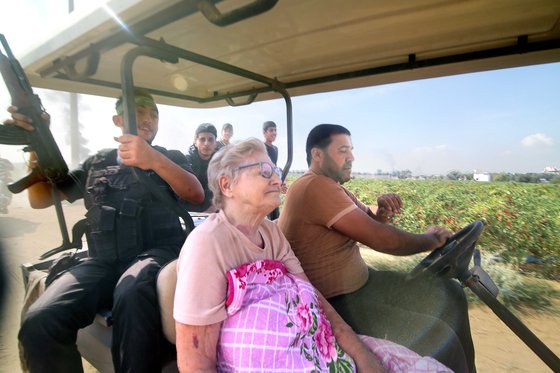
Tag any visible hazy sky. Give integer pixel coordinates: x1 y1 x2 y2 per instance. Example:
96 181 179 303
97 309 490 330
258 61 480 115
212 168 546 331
1 1 559 175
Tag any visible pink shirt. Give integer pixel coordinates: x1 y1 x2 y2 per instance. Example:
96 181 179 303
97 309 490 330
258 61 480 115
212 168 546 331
174 209 303 326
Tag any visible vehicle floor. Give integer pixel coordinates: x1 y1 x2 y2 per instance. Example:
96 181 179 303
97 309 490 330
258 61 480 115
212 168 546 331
1 192 558 373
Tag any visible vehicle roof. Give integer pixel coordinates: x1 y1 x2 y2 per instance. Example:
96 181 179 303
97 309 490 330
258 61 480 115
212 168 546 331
19 0 560 108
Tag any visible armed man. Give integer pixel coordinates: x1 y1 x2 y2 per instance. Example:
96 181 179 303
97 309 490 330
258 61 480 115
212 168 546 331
5 88 203 373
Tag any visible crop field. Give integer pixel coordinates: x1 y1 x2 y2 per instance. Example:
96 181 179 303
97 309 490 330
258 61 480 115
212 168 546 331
285 177 560 312
286 177 560 281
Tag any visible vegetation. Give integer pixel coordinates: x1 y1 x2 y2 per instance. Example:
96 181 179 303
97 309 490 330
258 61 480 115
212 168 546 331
338 178 560 279
361 249 560 314
345 170 560 183
282 176 560 310
491 172 560 183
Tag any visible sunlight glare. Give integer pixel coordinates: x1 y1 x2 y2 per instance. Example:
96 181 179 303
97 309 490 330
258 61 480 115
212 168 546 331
101 3 130 33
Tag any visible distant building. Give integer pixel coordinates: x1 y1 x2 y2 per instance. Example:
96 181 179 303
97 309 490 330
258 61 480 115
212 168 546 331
473 170 492 182
544 166 559 174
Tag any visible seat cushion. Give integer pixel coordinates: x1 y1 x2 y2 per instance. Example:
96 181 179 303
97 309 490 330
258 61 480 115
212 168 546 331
157 259 178 344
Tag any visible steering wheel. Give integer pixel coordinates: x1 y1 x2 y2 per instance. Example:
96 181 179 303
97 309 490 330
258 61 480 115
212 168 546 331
407 220 484 281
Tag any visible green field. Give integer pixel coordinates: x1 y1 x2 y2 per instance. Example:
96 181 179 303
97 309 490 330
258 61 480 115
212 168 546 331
284 177 560 311
286 177 560 280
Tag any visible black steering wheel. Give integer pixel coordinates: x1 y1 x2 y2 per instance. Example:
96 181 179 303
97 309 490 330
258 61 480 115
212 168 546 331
407 220 484 281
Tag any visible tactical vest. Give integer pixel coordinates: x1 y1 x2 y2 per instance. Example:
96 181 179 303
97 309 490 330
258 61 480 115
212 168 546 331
83 148 185 263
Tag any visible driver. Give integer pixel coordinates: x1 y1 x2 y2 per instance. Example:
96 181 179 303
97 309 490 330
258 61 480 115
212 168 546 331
278 124 476 373
6 88 204 373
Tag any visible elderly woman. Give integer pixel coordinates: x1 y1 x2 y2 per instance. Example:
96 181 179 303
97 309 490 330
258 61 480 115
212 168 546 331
173 138 451 372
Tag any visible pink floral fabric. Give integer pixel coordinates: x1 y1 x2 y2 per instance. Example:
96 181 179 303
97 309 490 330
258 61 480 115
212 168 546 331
218 260 452 372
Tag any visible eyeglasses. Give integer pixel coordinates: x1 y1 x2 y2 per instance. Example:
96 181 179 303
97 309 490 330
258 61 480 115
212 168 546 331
238 162 282 179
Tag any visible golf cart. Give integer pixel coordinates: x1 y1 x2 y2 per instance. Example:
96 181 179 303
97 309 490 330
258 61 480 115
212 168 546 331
2 0 560 371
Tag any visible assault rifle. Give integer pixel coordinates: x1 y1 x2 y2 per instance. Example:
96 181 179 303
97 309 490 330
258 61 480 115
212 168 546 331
0 33 68 193
0 34 82 258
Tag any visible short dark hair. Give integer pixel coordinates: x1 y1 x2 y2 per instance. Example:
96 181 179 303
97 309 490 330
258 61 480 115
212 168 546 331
195 123 217 139
306 124 351 166
263 121 277 131
222 123 233 131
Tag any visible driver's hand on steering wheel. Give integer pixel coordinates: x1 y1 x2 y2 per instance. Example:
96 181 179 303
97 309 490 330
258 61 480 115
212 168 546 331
425 226 452 250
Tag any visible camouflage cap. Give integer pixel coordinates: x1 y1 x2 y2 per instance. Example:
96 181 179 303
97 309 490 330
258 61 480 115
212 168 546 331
115 88 158 115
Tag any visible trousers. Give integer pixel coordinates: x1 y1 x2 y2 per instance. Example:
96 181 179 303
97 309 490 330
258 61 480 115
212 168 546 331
328 268 476 373
19 248 177 373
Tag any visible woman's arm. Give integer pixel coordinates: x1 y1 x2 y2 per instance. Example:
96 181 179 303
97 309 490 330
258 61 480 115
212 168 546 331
175 321 221 372
294 272 387 373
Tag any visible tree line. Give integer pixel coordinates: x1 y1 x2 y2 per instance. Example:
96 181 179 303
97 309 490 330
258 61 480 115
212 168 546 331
358 169 560 183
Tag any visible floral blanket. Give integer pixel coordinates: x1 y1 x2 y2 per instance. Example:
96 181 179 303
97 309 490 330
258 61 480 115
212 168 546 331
217 259 452 372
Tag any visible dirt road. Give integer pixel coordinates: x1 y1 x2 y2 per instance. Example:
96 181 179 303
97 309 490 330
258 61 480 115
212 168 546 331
1 192 559 372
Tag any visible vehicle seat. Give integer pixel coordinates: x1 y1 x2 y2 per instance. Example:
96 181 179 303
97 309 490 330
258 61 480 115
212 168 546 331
20 262 115 372
156 259 178 344
156 213 209 344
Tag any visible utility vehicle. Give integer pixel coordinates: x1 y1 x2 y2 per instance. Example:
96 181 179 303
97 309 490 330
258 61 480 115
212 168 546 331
3 0 560 371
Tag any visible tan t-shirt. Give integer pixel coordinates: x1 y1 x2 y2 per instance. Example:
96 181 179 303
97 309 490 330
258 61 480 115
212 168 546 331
174 209 303 326
277 170 369 298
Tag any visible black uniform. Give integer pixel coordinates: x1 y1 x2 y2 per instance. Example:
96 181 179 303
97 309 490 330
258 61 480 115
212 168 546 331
184 145 214 212
265 142 278 166
19 147 191 373
265 143 280 220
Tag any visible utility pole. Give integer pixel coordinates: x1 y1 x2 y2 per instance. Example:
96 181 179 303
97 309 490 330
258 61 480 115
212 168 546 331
68 0 80 168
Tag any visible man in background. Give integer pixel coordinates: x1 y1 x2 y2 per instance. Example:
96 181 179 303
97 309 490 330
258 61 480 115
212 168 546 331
216 123 233 150
262 121 282 219
262 121 278 165
185 123 218 212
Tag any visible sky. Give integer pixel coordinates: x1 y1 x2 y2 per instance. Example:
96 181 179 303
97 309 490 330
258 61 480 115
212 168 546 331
0 1 559 176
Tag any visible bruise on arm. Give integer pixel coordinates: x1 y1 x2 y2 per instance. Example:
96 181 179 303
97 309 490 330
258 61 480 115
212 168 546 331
192 333 199 349
175 321 221 372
